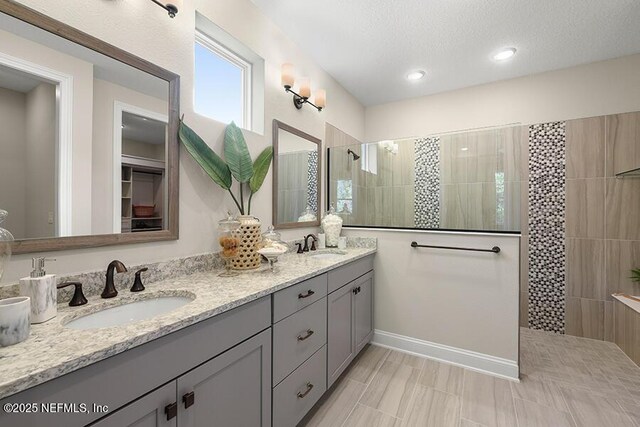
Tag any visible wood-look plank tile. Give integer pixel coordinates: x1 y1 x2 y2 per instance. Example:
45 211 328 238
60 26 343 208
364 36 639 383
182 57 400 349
604 301 615 343
618 401 640 426
385 350 425 369
605 178 640 240
461 370 517 427
460 419 487 427
605 112 640 177
559 385 636 427
567 238 606 300
566 179 605 239
566 297 605 340
513 397 575 427
343 404 400 427
605 240 640 301
401 386 460 427
359 360 420 418
510 373 569 412
566 116 606 179
346 344 390 384
304 379 366 427
418 359 464 396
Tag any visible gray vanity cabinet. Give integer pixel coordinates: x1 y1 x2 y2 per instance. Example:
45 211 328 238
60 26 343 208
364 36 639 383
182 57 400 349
90 382 176 427
327 258 374 388
177 329 271 427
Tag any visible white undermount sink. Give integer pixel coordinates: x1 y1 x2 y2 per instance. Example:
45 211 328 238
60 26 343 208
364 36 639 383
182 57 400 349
64 295 194 330
309 250 347 260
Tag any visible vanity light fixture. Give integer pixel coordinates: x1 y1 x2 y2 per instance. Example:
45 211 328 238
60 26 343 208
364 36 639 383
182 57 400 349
150 0 181 18
493 47 517 61
281 63 326 112
406 70 426 81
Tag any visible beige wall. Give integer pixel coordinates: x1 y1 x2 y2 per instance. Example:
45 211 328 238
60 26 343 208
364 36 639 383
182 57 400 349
122 139 165 160
0 87 27 238
365 53 640 142
1 0 365 284
24 82 56 238
0 27 94 236
91 78 168 235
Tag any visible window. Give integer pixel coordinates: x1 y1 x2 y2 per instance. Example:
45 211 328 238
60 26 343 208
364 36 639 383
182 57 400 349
336 180 353 214
195 34 250 128
194 13 265 134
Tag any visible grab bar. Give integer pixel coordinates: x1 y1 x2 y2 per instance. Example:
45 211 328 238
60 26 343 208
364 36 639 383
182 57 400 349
410 241 501 254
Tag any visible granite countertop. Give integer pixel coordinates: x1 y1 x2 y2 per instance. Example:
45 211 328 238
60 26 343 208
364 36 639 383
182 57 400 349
0 246 376 400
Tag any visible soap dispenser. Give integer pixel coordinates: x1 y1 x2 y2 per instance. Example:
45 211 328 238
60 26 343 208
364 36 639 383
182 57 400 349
19 257 57 324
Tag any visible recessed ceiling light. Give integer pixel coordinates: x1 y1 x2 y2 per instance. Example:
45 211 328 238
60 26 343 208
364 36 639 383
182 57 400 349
461 147 469 151
493 48 517 61
406 70 426 81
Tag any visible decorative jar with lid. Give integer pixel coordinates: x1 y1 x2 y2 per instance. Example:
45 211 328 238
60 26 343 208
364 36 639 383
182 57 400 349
217 213 240 277
321 204 343 247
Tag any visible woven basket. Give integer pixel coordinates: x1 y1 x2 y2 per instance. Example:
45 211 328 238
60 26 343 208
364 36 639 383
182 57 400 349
231 216 262 270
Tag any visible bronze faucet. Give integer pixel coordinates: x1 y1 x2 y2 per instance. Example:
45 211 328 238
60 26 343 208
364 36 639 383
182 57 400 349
102 260 127 298
302 234 317 252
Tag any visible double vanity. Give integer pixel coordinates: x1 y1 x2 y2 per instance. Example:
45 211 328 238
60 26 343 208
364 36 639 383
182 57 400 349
0 244 376 427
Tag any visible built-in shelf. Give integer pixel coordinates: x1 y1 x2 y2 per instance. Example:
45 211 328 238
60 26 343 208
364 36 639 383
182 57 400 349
615 166 640 178
132 217 162 221
132 227 163 232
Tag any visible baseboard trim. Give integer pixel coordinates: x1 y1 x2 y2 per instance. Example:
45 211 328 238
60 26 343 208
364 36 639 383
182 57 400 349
372 329 519 381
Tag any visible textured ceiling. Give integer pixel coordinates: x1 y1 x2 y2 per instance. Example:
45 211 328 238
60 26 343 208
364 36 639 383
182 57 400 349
250 0 640 106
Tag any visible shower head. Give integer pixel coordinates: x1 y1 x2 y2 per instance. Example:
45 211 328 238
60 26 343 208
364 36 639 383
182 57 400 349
347 149 360 161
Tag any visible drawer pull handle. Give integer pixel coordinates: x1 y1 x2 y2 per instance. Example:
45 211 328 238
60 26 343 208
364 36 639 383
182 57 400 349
165 402 177 420
183 391 195 409
297 382 314 399
298 290 315 299
297 329 315 341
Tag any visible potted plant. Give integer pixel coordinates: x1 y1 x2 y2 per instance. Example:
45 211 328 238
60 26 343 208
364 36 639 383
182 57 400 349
179 119 273 270
631 268 640 283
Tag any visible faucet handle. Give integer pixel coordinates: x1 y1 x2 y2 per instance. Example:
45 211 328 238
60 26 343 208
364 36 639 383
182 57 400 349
57 281 88 307
295 242 304 254
131 268 148 292
310 238 317 251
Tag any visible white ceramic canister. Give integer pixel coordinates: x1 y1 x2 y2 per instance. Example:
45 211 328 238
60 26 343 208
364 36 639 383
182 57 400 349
0 296 31 347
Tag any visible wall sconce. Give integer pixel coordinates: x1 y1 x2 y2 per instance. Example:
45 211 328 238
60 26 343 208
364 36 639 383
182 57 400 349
379 140 398 155
281 63 326 112
150 0 181 18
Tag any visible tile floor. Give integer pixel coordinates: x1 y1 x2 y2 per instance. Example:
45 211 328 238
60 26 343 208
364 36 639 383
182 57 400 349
301 328 640 427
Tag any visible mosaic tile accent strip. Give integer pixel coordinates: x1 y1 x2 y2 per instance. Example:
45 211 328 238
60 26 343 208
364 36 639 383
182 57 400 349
307 150 318 213
414 137 441 228
528 121 566 333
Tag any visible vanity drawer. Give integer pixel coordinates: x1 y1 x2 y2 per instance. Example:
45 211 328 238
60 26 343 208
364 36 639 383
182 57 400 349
273 273 327 323
273 297 327 385
328 255 374 293
273 346 327 427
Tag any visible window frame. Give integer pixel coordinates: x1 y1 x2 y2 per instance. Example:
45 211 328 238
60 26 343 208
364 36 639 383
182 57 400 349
194 30 252 130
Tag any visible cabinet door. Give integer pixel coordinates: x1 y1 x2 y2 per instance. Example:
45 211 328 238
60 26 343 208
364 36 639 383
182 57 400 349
177 329 271 427
354 271 374 355
327 283 355 387
90 382 176 427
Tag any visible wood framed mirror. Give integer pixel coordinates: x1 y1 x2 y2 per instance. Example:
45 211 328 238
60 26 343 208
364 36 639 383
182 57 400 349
272 120 321 229
0 0 180 254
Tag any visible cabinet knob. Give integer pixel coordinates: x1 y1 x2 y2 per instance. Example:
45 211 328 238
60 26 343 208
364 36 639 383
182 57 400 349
165 402 177 420
297 329 315 341
296 382 314 399
298 290 315 299
182 391 195 409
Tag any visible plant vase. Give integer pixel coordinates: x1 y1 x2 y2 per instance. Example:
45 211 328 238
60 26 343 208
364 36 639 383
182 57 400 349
231 215 262 270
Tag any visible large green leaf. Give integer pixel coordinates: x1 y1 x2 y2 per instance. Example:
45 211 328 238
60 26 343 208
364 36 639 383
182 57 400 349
178 120 232 189
249 146 273 193
224 122 253 183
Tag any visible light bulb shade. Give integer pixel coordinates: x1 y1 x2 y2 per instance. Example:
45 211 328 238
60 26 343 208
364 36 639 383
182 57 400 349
315 89 326 108
299 78 311 98
281 63 295 88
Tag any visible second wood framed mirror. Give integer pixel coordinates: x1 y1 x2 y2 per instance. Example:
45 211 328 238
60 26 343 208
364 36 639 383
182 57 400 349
272 120 321 229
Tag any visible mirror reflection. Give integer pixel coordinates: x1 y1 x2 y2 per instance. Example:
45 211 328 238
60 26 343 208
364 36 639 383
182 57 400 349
328 125 525 232
0 11 170 240
273 121 321 228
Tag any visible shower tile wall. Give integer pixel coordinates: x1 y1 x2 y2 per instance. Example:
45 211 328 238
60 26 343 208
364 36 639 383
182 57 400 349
277 151 311 222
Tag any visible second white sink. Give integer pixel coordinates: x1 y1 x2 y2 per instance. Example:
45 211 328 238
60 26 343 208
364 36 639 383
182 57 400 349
309 250 347 260
64 295 194 330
